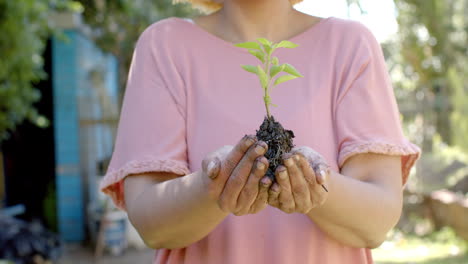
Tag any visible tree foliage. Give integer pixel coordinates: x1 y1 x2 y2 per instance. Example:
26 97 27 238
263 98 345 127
390 0 468 152
346 0 468 192
0 0 52 141
75 0 194 103
0 0 194 142
386 0 468 193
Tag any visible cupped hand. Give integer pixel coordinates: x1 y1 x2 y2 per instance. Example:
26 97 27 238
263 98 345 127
201 135 273 216
268 146 330 214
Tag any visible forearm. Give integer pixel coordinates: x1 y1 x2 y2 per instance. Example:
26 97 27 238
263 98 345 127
126 171 228 249
307 170 402 248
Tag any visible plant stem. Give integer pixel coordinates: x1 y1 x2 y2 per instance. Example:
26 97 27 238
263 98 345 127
265 54 272 88
264 52 272 119
264 96 271 119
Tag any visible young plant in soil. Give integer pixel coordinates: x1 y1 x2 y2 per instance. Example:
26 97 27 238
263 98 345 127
234 38 303 181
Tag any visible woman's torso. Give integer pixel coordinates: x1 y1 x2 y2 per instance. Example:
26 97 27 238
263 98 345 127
151 16 373 264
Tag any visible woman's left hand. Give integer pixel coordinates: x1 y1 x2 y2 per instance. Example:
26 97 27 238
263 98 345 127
268 146 330 214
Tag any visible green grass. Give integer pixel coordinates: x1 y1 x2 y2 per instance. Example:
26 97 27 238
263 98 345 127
373 228 468 264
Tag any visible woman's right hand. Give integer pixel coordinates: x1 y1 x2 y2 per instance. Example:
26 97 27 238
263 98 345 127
201 135 272 216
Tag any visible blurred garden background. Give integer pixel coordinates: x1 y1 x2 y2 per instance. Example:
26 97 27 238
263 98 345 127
0 0 467 263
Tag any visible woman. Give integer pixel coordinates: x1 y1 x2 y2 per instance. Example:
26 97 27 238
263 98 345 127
100 0 421 263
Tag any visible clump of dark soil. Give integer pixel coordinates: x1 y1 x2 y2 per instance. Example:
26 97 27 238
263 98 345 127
256 115 295 181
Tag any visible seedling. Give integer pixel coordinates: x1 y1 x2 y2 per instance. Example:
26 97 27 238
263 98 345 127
235 38 304 181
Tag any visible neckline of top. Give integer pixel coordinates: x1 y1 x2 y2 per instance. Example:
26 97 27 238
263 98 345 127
172 16 334 52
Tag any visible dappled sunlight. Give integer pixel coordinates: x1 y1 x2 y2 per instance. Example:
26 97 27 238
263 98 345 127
373 229 468 264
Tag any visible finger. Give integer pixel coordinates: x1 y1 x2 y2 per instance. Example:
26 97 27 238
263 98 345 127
268 183 281 208
235 157 269 215
286 154 312 214
209 136 255 201
296 155 328 207
202 150 225 179
295 153 317 186
292 146 326 165
285 154 312 214
315 164 330 185
206 157 221 179
221 135 257 177
202 145 232 173
275 164 295 214
219 141 267 212
292 148 329 192
249 176 272 214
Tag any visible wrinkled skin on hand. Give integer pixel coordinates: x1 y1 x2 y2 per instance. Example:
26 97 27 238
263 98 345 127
201 135 273 216
203 140 330 215
268 146 330 214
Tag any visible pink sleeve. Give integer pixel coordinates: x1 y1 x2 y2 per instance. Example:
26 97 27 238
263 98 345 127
334 24 421 185
100 25 190 210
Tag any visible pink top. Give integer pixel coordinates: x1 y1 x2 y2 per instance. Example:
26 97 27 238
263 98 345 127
100 17 421 264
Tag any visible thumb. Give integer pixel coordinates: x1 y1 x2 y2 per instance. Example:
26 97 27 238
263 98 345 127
207 157 221 179
315 163 330 186
202 156 221 179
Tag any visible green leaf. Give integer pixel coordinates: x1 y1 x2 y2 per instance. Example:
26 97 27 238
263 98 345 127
270 65 285 78
283 64 303 77
241 65 258 74
257 66 269 88
274 74 299 86
272 57 279 66
248 49 265 63
234 41 262 50
257 38 273 54
276 40 299 49
263 45 272 54
257 38 272 46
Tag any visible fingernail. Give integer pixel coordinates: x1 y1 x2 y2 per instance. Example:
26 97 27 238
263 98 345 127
255 145 265 155
320 170 326 178
261 177 271 186
207 160 216 174
284 158 293 167
293 155 300 161
245 137 255 148
278 170 287 179
257 162 265 170
272 184 280 192
320 170 328 182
